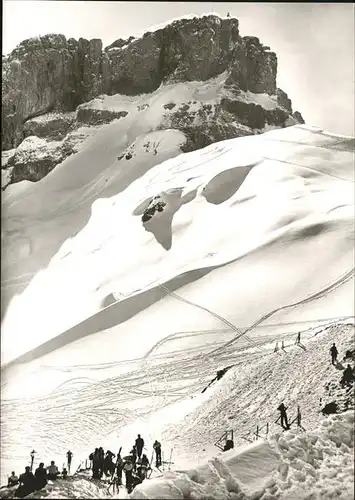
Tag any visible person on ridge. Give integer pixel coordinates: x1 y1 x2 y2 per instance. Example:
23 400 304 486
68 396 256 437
7 471 19 487
34 463 47 490
135 434 144 459
330 343 339 365
277 403 290 430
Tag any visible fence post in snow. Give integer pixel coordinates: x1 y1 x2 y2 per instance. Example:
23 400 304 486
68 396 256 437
281 340 285 350
266 422 269 435
274 342 279 352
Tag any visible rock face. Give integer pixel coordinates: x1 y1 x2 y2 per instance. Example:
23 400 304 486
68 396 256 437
2 14 304 186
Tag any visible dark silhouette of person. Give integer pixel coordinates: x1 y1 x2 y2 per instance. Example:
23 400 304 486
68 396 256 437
62 467 68 478
341 364 354 388
123 459 133 492
97 448 105 479
8 471 19 487
330 343 338 365
135 435 144 459
130 446 137 470
136 453 150 480
34 463 47 490
153 440 162 467
16 466 36 498
66 450 73 473
91 448 99 479
277 403 290 430
223 439 234 451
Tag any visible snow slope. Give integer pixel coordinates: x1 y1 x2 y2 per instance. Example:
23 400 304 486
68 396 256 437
1 124 354 491
2 124 354 365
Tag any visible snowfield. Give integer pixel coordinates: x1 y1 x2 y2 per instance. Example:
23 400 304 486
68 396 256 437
1 123 354 497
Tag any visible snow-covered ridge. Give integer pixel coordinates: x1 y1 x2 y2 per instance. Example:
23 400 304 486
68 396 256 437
132 410 354 500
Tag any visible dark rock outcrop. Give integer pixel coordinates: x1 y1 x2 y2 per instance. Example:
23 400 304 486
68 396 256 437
2 15 302 151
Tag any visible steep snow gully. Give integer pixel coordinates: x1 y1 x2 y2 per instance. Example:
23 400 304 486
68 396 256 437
1 124 354 499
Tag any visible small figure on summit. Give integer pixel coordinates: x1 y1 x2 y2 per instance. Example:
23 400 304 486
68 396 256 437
330 343 338 365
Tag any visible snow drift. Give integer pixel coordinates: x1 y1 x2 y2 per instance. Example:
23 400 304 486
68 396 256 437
131 411 354 500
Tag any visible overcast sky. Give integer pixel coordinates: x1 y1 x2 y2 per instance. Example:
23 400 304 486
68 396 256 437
3 2 354 135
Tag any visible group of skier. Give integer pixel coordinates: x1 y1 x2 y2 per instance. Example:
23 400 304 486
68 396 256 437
7 458 69 499
88 435 163 493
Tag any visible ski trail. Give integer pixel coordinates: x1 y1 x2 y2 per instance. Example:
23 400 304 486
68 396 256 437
208 267 355 356
159 283 267 355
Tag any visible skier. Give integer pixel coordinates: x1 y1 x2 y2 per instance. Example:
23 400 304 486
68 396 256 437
153 440 162 468
16 466 36 498
97 448 105 478
130 446 137 470
296 332 301 345
123 459 134 492
91 448 99 479
66 450 73 473
47 461 59 480
330 343 338 365
7 472 19 487
277 403 290 430
34 463 47 490
136 453 150 480
341 364 354 388
135 434 144 459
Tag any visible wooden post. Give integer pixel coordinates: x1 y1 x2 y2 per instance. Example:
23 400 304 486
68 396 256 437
274 342 278 352
266 422 269 435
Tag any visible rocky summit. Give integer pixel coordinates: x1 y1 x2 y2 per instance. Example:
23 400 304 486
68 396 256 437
1 15 304 188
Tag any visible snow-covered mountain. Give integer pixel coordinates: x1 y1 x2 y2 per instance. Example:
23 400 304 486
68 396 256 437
2 14 303 188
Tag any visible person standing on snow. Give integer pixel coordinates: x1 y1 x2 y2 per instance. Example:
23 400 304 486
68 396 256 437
277 403 290 430
8 472 19 487
34 463 47 490
330 343 339 365
153 440 162 467
123 459 134 492
66 450 73 473
135 435 144 459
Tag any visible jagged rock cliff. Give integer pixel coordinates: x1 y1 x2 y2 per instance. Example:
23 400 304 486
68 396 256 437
1 15 304 187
